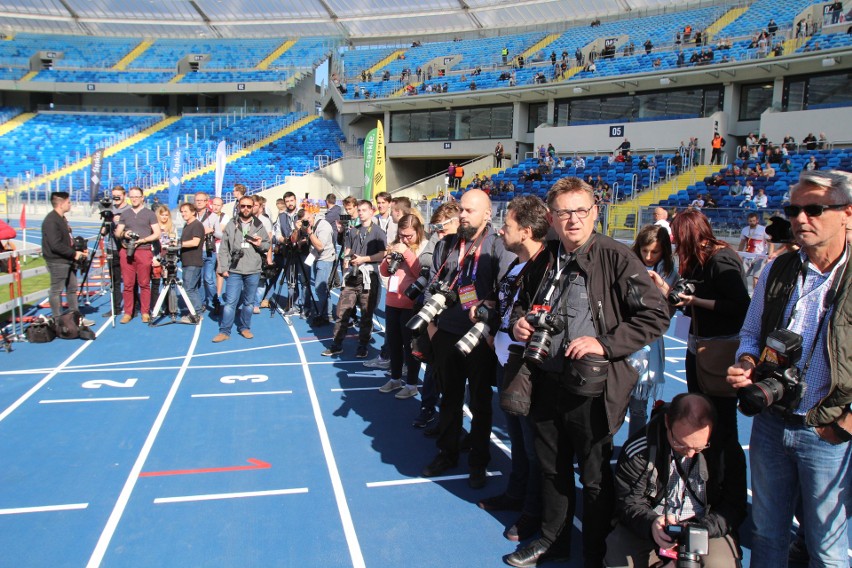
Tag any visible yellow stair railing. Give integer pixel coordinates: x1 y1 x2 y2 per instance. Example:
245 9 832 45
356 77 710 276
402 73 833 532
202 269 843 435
257 39 296 70
113 40 154 71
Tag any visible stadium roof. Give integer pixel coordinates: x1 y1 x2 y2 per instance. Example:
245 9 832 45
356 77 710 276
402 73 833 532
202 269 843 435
0 0 724 39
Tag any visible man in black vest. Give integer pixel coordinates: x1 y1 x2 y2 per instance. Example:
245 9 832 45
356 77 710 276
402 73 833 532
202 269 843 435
42 192 87 318
727 170 852 567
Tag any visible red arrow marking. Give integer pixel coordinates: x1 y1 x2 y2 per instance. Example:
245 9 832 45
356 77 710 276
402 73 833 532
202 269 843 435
140 458 271 477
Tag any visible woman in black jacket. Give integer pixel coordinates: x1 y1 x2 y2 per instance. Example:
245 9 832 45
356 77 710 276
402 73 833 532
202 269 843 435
654 209 750 444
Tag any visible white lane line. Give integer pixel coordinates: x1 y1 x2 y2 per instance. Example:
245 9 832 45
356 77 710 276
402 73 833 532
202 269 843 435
664 334 687 345
0 319 110 424
39 397 150 404
366 471 503 488
463 404 512 457
331 387 381 392
664 372 688 385
665 346 688 350
154 487 309 504
284 316 365 568
49 361 369 374
190 390 293 398
86 322 202 568
0 502 89 515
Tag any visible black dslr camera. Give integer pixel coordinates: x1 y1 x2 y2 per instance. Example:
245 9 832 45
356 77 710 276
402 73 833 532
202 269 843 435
667 278 698 305
229 249 244 270
455 304 493 356
123 231 140 260
663 523 710 568
204 233 216 255
406 281 458 336
387 251 404 274
97 194 114 222
404 266 431 300
73 236 88 252
523 308 565 366
737 328 804 416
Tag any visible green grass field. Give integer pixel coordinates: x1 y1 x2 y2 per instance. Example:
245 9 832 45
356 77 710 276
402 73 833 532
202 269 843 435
1 256 49 320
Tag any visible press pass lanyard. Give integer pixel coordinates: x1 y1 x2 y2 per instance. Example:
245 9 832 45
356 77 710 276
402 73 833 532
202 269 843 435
457 235 484 286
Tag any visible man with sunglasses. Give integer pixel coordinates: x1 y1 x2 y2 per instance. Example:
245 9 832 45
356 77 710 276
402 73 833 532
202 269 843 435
605 393 746 567
102 185 130 317
727 170 852 567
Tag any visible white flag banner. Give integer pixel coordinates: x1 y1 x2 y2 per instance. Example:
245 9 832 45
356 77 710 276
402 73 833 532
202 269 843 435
214 140 227 198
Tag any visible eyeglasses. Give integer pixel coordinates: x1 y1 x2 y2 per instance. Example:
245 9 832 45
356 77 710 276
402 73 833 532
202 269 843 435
239 204 254 209
669 432 710 453
398 232 416 240
129 194 143 199
783 203 850 218
550 206 594 220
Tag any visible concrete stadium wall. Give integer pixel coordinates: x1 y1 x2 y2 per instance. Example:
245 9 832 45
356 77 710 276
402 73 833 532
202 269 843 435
759 107 852 147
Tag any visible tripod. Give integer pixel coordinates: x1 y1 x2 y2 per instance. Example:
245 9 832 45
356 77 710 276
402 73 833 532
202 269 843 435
150 261 197 327
264 245 318 318
77 215 117 325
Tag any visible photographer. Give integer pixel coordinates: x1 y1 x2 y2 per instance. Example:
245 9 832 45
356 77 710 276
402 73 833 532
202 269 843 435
115 187 160 324
605 393 745 568
298 207 335 325
150 205 176 302
195 191 223 313
102 185 129 317
505 178 669 568
178 203 204 323
419 189 516 490
41 191 87 319
213 196 270 343
321 200 386 358
273 191 304 315
727 170 852 567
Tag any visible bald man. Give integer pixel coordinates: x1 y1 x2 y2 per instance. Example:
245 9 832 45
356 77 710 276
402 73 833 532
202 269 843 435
421 188 517 489
653 207 670 236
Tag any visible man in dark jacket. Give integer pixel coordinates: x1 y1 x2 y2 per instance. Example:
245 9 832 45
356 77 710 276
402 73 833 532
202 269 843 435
605 393 746 567
505 177 670 568
42 191 87 318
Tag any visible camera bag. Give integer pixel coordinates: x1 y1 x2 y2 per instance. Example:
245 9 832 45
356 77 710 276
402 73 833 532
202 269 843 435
500 347 532 416
54 310 96 341
26 316 56 343
693 308 738 398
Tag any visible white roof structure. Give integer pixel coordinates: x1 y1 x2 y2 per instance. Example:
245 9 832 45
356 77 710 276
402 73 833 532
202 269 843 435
0 0 723 39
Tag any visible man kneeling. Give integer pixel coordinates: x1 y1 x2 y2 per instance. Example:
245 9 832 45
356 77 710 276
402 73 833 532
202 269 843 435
605 393 746 568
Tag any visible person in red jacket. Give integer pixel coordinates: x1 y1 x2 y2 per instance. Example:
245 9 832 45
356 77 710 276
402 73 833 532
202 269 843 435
377 214 427 399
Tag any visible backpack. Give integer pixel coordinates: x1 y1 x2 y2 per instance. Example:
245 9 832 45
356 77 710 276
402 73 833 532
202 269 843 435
26 316 56 343
55 310 96 341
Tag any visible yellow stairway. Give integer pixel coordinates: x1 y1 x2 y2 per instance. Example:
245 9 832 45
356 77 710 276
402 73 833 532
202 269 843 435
113 40 153 71
19 71 38 82
16 116 180 191
0 112 35 137
145 115 320 194
390 82 419 98
558 65 583 82
704 7 748 40
606 164 716 237
169 73 185 84
368 49 406 76
521 33 561 61
257 39 296 70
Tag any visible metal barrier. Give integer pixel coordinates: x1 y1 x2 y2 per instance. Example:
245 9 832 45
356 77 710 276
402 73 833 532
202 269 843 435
0 246 47 343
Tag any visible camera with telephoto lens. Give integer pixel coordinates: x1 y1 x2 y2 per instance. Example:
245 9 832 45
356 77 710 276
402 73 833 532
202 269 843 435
737 328 804 416
204 232 216 254
73 236 88 252
455 304 494 355
339 213 352 222
123 230 140 260
387 251 404 274
663 523 710 568
667 278 698 305
405 266 431 300
229 249 244 270
406 281 458 336
523 308 565 366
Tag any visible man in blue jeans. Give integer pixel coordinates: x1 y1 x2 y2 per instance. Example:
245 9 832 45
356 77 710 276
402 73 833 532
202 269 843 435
727 169 852 567
177 203 204 324
213 196 270 342
298 207 335 326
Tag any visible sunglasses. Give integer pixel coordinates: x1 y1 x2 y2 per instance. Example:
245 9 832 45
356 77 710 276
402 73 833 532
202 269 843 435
239 204 254 209
111 196 122 201
783 203 849 218
429 217 458 232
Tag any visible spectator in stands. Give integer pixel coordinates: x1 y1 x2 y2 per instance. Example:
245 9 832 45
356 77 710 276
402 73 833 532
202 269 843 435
805 155 819 171
753 188 769 208
617 137 631 157
495 142 505 168
747 163 764 178
818 132 829 149
738 145 750 161
653 207 671 236
803 132 818 150
454 163 465 190
115 187 160 324
644 39 653 54
575 47 583 67
739 180 755 206
746 132 759 149
676 51 685 67
831 0 843 24
780 158 793 174
728 179 743 197
469 80 477 91
768 18 778 36
690 194 705 210
710 132 726 165
652 58 661 69
763 164 776 179
547 143 556 159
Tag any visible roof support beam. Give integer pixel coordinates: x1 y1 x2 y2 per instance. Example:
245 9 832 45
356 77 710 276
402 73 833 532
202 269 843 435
189 1 223 38
457 0 483 29
315 0 352 38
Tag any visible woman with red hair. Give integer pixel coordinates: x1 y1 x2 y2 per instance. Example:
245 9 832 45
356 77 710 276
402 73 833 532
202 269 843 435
653 209 750 444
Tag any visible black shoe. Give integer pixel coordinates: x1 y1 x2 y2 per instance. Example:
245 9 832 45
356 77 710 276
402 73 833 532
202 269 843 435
421 453 457 477
423 424 440 438
504 513 541 542
478 493 524 512
311 316 330 326
355 345 368 358
468 467 487 489
503 539 570 568
412 408 437 429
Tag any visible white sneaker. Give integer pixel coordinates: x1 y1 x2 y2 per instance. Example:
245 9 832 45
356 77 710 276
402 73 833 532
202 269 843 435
378 379 403 393
81 318 96 327
395 385 419 399
365 355 391 369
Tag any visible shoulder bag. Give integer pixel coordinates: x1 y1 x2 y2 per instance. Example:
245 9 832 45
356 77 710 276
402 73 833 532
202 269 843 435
693 307 739 398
